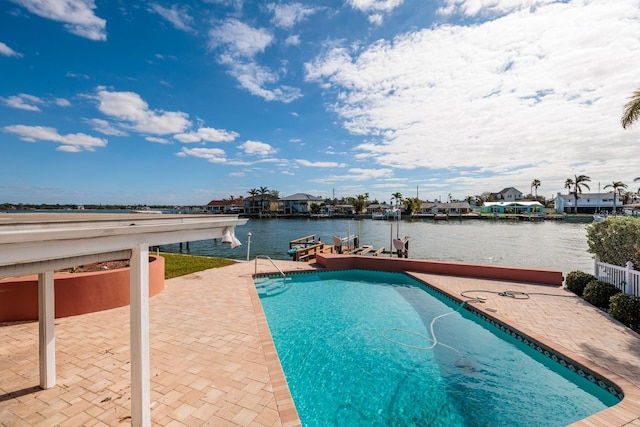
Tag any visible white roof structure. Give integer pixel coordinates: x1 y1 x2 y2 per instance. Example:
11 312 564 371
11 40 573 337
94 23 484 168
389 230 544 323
482 201 544 208
0 213 248 426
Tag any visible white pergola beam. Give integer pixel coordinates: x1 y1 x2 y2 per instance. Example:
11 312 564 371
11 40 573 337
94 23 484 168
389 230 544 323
0 250 132 279
0 221 241 267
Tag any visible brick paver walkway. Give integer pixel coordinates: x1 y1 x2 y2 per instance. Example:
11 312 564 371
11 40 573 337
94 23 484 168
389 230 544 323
1 260 640 426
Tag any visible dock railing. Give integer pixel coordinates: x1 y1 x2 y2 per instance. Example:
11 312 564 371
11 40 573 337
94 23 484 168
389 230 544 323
594 257 640 297
288 234 334 261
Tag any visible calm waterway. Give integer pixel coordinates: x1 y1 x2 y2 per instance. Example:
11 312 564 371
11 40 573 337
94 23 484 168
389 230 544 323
159 218 595 275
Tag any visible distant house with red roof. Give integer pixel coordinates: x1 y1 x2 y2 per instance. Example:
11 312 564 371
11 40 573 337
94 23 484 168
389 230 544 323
205 198 245 214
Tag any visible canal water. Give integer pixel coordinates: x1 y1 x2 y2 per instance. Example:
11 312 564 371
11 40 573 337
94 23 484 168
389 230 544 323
158 218 595 275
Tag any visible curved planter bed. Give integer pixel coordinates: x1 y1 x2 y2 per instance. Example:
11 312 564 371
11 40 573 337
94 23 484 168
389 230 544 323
0 256 165 322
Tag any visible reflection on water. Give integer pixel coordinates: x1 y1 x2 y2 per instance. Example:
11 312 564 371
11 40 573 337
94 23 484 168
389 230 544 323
158 218 593 274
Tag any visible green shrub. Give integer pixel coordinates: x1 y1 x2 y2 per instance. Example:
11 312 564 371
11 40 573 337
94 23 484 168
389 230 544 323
610 293 640 329
565 271 597 296
582 280 622 309
586 216 640 267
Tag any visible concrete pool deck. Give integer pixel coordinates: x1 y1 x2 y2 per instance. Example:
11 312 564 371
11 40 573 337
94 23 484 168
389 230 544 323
1 260 640 426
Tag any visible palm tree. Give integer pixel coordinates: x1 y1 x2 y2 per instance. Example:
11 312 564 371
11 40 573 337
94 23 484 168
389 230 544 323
603 181 628 214
564 178 574 194
259 186 269 217
531 179 541 199
621 190 635 206
247 188 259 214
622 89 640 129
353 194 366 214
570 175 591 214
634 177 640 195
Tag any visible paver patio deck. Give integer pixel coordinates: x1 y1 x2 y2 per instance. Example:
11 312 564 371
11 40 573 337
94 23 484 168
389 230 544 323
1 259 640 426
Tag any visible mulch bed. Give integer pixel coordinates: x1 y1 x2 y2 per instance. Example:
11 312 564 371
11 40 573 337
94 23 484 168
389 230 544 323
59 260 130 273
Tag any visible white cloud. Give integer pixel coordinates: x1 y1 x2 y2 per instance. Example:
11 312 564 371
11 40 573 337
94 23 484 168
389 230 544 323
209 19 273 57
0 42 22 57
85 118 128 136
296 159 348 167
3 94 72 111
2 94 44 111
94 87 191 135
3 124 107 152
11 0 107 41
220 58 302 103
285 34 301 46
368 13 383 25
208 19 302 103
305 0 640 194
146 136 171 144
238 140 276 156
149 3 194 32
267 3 317 29
438 0 558 19
347 0 404 12
174 127 240 143
313 167 394 183
55 98 71 107
177 147 227 163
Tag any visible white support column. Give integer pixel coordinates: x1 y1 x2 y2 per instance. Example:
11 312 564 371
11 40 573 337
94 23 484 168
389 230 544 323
130 244 151 427
38 271 56 389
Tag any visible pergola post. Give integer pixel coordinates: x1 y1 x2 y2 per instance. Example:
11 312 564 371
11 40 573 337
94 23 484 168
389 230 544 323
38 271 56 389
130 244 151 427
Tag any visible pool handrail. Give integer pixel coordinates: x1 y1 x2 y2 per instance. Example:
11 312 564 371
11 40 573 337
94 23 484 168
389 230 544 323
254 255 287 284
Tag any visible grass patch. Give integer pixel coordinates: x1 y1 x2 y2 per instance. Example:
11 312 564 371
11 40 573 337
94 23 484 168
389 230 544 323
158 252 237 279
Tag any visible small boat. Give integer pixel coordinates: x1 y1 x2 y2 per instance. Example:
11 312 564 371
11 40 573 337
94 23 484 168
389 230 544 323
593 213 606 221
132 207 163 214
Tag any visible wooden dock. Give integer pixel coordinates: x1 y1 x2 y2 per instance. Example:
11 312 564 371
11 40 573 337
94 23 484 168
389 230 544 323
288 234 402 262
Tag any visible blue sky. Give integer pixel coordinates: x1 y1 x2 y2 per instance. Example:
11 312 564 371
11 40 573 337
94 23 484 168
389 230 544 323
1 0 639 206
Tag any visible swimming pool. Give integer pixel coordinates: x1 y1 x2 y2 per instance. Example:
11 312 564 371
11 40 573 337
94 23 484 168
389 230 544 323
256 269 619 426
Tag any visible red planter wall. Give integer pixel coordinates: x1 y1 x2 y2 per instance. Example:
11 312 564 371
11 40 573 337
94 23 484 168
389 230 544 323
314 254 564 286
0 256 165 322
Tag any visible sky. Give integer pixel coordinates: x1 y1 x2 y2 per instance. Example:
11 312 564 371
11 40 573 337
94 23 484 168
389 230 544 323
1 0 640 206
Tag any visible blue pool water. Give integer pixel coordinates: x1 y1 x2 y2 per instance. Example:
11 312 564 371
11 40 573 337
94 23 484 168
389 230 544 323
256 270 619 427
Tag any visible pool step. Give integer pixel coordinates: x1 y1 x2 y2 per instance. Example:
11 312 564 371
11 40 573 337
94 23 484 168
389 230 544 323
255 278 290 297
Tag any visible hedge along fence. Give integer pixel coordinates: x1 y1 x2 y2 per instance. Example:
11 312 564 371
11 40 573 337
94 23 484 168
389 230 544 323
587 216 640 267
587 216 640 297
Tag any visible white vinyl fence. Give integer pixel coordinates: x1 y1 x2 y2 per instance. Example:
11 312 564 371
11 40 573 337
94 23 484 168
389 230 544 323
593 258 640 297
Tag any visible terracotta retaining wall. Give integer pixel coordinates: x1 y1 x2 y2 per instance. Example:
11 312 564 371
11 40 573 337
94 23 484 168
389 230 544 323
314 254 564 286
0 256 165 322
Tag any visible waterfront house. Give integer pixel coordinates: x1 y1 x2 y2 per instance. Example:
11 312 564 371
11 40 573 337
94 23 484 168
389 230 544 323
481 201 544 214
333 204 356 215
554 192 618 214
490 187 523 202
244 195 279 215
205 198 246 214
279 193 324 215
367 203 393 215
419 201 473 215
